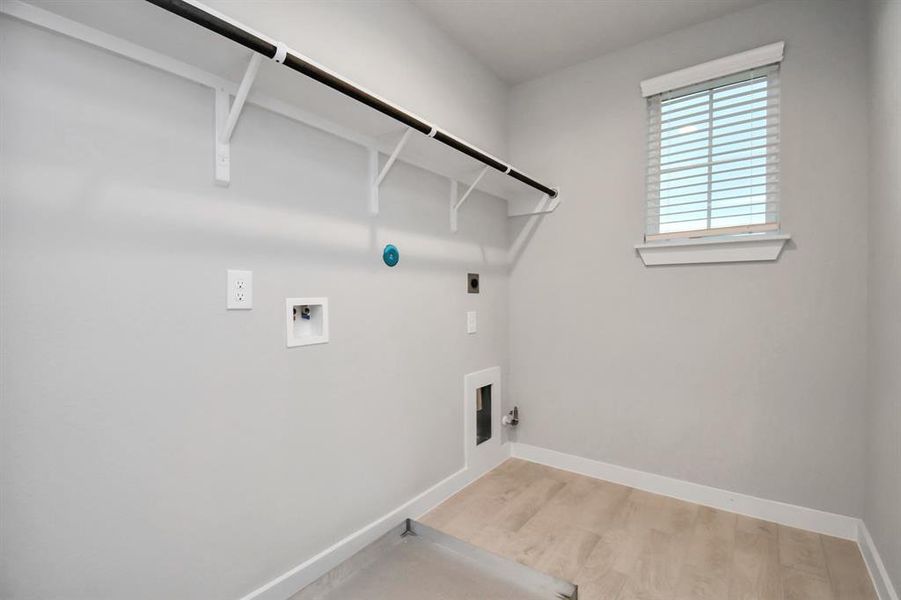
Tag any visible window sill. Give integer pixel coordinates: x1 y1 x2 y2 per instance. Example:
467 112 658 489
635 233 791 266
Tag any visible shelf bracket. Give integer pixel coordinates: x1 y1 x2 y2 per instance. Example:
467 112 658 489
450 166 489 233
448 179 458 232
507 189 562 217
214 53 263 186
369 128 413 215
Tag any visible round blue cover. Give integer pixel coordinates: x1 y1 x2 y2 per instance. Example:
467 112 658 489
382 244 399 267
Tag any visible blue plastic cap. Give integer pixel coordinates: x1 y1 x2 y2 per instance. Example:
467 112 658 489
382 244 399 267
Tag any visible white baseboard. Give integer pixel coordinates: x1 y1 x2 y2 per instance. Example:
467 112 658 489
237 447 511 600
511 442 860 540
858 520 899 600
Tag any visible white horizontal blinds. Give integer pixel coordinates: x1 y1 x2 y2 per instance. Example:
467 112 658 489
646 64 781 241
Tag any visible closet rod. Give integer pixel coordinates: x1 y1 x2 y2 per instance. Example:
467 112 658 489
145 0 558 199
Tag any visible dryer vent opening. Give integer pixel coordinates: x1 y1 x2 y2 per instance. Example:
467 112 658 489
476 384 492 445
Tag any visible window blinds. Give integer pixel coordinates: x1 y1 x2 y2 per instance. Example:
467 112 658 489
645 64 780 241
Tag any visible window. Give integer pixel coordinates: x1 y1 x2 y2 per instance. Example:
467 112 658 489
645 64 781 242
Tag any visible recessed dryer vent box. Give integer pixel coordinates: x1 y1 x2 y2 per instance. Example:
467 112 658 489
286 298 329 347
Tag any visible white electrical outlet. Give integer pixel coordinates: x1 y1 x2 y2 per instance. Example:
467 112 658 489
227 269 253 309
467 311 477 334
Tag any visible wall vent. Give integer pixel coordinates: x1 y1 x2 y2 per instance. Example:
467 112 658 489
476 384 492 445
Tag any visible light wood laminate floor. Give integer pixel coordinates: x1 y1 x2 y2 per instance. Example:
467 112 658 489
421 459 876 600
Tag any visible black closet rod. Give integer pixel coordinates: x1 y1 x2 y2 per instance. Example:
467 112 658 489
145 0 558 199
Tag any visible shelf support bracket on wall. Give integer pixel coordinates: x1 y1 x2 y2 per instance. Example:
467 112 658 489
369 128 413 215
507 190 562 217
214 53 263 186
448 179 458 232
450 166 489 233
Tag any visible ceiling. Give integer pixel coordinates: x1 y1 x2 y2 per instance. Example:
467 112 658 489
411 0 765 84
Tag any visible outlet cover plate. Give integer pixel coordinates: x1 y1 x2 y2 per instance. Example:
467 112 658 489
227 269 253 310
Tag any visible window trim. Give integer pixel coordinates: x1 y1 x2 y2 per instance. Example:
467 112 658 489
640 42 784 98
635 232 790 266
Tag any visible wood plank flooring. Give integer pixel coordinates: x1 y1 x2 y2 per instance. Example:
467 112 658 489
420 459 876 600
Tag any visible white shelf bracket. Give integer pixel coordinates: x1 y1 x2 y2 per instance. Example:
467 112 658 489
448 179 459 232
369 128 413 215
507 189 562 217
368 147 379 215
450 166 489 233
214 53 263 186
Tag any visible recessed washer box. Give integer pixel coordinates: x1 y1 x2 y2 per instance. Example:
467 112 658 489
286 298 329 347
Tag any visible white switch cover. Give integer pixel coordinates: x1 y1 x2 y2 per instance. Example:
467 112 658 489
227 269 252 309
467 311 477 334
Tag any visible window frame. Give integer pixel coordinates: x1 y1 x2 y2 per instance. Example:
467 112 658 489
635 42 791 266
645 64 781 242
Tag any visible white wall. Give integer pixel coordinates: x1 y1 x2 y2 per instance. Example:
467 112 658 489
866 0 901 590
506 0 870 517
2 0 893 598
0 8 509 600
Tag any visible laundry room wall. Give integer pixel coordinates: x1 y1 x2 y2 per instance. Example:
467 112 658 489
506 0 870 518
0 2 510 598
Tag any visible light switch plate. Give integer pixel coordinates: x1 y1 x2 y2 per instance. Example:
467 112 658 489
227 269 252 309
467 311 477 334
